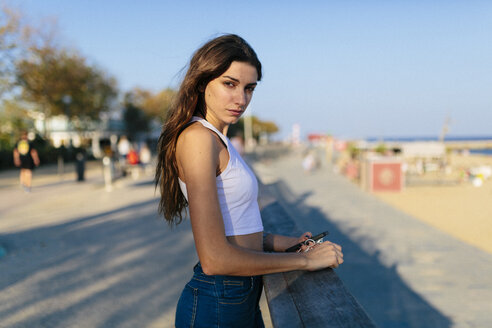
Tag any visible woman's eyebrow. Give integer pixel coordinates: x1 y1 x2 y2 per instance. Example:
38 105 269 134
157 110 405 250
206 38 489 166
222 75 240 82
223 75 257 86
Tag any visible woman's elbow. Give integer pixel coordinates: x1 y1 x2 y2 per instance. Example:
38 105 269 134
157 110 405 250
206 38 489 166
200 258 223 275
200 261 216 275
200 251 231 275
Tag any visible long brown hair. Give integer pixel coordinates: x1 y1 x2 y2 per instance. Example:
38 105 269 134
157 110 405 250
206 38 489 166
155 34 262 224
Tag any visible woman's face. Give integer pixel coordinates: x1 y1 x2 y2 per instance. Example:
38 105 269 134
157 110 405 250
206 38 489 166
203 61 258 131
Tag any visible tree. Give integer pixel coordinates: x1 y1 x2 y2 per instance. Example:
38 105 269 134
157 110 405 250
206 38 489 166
252 117 279 136
228 115 279 140
16 46 118 126
126 87 175 121
144 88 175 120
227 118 244 138
122 92 150 141
121 87 176 141
1 4 60 98
0 4 24 97
1 5 52 152
0 99 31 148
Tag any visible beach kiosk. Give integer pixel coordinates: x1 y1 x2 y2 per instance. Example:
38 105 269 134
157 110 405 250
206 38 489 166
362 156 404 192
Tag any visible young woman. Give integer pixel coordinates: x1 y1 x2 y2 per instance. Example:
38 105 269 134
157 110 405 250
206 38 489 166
155 34 343 328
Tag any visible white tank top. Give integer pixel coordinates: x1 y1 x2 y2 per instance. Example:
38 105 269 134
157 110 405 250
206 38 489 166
178 117 264 237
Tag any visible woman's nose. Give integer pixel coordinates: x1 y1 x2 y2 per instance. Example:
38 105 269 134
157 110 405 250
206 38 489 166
235 90 247 106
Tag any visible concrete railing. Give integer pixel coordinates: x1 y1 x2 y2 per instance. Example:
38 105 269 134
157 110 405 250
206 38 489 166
260 189 377 328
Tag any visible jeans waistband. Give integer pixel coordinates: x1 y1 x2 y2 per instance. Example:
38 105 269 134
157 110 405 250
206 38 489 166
193 262 261 283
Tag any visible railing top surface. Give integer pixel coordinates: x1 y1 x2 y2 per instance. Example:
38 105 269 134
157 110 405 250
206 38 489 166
260 184 377 328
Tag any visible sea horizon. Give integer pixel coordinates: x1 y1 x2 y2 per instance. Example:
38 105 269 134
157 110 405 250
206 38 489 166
364 135 492 156
365 135 492 142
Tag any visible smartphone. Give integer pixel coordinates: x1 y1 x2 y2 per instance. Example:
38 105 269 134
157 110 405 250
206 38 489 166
285 231 329 252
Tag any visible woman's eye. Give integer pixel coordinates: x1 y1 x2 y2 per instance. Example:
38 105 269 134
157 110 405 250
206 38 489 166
224 81 235 87
246 86 256 93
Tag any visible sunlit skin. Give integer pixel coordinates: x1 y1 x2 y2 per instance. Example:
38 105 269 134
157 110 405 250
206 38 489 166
203 61 258 136
175 61 343 276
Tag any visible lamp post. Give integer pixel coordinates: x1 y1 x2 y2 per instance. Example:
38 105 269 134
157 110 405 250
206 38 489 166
62 94 72 151
57 95 72 179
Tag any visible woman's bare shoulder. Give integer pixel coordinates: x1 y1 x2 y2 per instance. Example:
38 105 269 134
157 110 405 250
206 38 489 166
176 123 218 161
177 123 214 147
176 123 219 182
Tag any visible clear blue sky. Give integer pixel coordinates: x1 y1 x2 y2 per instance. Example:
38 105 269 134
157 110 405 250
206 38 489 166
11 0 492 140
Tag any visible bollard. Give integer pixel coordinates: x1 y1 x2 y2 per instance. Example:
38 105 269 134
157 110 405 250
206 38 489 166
76 152 85 182
57 155 65 180
102 156 113 191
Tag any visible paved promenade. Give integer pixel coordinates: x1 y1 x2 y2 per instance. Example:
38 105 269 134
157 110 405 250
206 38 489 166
0 162 197 327
1 151 491 327
252 148 492 328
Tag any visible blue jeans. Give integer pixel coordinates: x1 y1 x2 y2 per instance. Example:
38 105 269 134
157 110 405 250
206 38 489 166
175 263 265 328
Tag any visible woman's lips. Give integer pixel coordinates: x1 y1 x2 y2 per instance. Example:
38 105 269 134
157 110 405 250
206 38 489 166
228 109 243 116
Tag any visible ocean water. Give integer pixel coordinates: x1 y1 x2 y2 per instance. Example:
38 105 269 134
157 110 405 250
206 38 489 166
366 135 492 142
470 149 492 156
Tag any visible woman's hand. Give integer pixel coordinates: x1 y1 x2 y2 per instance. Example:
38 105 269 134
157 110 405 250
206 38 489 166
296 231 312 252
303 241 343 271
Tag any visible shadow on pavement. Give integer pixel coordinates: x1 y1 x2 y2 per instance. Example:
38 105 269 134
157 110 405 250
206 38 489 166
0 198 196 328
264 180 452 328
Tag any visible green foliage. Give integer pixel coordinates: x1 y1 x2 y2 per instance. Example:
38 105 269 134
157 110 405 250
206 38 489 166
0 99 32 151
227 118 244 138
125 87 176 122
0 5 24 97
0 98 31 126
16 47 118 122
252 116 279 135
347 142 360 159
0 149 13 169
227 115 279 140
374 143 387 155
0 133 13 151
123 102 150 141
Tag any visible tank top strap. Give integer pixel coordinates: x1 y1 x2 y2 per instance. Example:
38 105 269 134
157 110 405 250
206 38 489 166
190 116 229 148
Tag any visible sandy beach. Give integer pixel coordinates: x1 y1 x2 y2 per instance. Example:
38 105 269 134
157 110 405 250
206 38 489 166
374 153 492 254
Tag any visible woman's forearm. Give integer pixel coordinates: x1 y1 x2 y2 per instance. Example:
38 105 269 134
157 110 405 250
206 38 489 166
201 242 308 276
263 233 301 252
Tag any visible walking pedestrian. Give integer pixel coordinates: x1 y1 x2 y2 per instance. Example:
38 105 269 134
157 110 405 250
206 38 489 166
139 142 152 174
155 34 343 327
13 131 40 192
117 135 130 176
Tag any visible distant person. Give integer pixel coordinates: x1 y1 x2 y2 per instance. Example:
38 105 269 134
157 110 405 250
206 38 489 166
302 149 318 173
139 143 152 173
127 146 140 166
117 135 130 160
117 135 131 176
13 131 40 192
126 145 140 179
155 34 343 327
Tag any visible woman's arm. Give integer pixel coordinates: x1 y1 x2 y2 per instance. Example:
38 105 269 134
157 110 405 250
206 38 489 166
176 126 342 276
263 232 312 252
